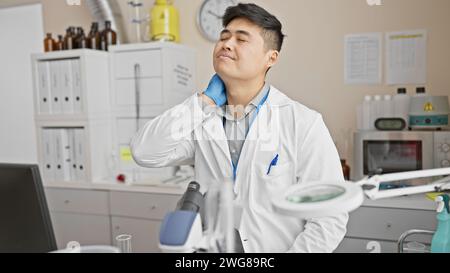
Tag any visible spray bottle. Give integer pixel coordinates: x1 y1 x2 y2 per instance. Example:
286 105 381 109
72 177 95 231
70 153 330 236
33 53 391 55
431 194 450 253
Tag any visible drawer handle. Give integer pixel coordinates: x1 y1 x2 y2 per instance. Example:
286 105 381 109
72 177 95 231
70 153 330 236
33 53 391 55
115 226 121 230
150 205 157 210
64 200 71 205
386 223 392 229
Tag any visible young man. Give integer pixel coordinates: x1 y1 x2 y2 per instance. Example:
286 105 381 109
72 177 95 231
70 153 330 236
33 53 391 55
131 3 348 253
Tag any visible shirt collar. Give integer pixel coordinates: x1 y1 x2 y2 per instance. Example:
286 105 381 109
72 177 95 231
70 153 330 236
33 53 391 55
220 82 270 119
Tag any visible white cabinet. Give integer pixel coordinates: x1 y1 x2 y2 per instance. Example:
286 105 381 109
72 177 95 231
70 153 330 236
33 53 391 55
50 212 111 250
109 191 180 253
45 188 111 250
335 197 437 253
45 186 182 252
108 42 196 183
32 50 113 184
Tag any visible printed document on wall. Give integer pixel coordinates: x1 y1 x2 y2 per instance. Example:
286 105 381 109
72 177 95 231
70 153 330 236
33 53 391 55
344 33 382 85
386 29 427 85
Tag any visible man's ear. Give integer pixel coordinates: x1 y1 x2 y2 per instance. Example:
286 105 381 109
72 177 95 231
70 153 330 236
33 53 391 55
267 50 279 69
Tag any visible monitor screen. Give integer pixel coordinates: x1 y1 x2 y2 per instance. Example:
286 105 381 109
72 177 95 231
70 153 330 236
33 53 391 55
0 163 57 253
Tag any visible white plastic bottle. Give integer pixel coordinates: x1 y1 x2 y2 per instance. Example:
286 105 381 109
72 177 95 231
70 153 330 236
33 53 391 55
362 95 372 130
393 88 411 127
382 95 394 118
372 95 382 130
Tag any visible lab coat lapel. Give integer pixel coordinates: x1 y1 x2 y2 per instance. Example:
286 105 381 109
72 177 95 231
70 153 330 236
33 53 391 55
202 114 232 169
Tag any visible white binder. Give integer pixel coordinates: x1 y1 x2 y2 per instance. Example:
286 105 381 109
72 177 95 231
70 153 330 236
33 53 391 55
50 61 62 114
37 61 51 114
54 129 71 182
74 128 86 181
41 129 55 182
67 129 78 181
61 60 74 114
71 59 83 113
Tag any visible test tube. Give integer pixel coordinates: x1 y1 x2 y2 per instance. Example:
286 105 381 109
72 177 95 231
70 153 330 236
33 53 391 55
116 234 132 253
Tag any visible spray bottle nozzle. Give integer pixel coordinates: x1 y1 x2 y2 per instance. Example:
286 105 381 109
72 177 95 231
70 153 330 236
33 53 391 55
435 195 450 214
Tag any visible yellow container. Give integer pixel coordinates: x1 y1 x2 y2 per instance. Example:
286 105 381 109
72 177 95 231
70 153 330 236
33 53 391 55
150 0 180 43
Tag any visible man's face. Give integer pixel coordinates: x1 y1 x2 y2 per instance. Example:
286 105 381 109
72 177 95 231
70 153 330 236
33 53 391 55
213 18 275 81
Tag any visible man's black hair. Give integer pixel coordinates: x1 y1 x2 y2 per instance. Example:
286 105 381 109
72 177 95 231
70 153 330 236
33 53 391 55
222 3 285 52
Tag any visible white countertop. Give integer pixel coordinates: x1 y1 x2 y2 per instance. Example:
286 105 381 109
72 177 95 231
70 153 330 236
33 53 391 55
43 179 188 195
44 178 441 211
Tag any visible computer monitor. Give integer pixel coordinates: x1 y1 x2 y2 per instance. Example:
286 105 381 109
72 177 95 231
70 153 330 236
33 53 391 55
0 163 57 253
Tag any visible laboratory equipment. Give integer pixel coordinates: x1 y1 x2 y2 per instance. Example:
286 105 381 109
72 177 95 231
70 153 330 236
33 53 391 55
431 194 450 252
374 118 406 131
116 234 133 253
0 163 57 253
393 87 410 127
272 167 450 219
159 182 205 253
159 180 237 253
353 130 450 180
150 0 180 42
409 88 449 129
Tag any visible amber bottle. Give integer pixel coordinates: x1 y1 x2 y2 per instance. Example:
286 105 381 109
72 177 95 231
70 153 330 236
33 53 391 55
63 28 74 50
87 22 101 50
55 35 64 51
44 33 56 52
102 20 117 51
341 159 351 181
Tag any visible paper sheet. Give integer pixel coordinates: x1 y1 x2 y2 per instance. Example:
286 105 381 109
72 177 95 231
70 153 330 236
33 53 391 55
345 33 382 85
386 29 427 85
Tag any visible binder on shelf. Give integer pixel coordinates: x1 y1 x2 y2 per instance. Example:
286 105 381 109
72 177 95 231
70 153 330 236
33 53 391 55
50 61 62 114
41 129 55 182
54 129 72 182
71 59 83 113
37 61 51 114
61 60 74 114
67 129 78 180
74 128 86 181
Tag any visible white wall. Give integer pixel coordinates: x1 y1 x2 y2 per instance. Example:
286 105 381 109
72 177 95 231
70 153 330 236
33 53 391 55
0 4 44 164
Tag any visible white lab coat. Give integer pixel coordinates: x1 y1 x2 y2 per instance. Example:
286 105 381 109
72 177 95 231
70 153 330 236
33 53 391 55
131 86 348 253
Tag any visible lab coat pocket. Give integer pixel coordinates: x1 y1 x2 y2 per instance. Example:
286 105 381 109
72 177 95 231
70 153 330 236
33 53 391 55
256 162 293 187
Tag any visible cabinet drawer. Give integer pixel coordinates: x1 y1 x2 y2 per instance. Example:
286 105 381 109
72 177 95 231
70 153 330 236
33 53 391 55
335 237 398 253
110 191 180 220
346 207 437 241
45 188 109 215
115 78 163 106
50 212 111 250
114 50 162 79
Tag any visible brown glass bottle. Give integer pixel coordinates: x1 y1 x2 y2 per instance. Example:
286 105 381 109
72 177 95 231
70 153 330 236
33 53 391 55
87 22 101 50
341 159 351 181
102 20 117 51
64 28 74 50
76 28 88 49
55 35 64 51
44 33 56 52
